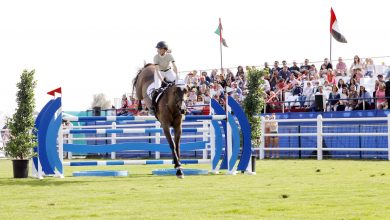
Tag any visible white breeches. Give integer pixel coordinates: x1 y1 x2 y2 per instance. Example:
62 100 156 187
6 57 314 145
161 69 176 82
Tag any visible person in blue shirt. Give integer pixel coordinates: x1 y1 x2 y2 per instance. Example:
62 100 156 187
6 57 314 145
355 85 372 110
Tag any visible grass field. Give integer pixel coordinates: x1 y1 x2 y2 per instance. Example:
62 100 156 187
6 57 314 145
1 159 390 220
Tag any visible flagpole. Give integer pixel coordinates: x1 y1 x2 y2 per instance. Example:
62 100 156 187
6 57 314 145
219 18 223 72
330 33 332 63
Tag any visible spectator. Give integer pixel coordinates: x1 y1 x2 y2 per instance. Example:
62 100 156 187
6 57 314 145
347 85 359 111
236 74 245 90
319 64 328 78
261 76 271 93
226 69 235 82
203 92 211 104
198 84 209 97
320 58 333 71
336 57 348 76
190 96 205 115
201 71 211 84
264 115 271 158
185 72 197 89
327 86 341 111
271 61 281 73
289 61 300 75
198 76 209 87
118 94 130 116
355 85 372 110
375 82 387 109
326 69 337 86
355 68 364 84
267 91 281 111
236 66 245 79
347 78 359 91
269 69 279 91
337 78 347 90
128 98 139 116
364 58 376 78
301 81 314 107
309 64 319 79
263 62 271 77
188 88 198 104
385 77 390 106
350 55 364 74
278 65 291 80
375 74 385 92
300 58 311 74
217 74 227 88
209 83 218 97
268 113 279 159
210 69 218 82
338 87 349 111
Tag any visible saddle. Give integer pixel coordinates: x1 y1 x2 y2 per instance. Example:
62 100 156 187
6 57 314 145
151 81 175 115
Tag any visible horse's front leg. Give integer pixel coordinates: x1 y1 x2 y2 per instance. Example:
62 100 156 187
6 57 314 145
173 125 183 178
162 125 183 178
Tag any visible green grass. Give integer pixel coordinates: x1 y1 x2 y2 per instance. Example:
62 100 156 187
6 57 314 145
1 159 390 220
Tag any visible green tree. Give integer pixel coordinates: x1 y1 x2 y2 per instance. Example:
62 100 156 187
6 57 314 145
243 67 266 147
5 69 37 159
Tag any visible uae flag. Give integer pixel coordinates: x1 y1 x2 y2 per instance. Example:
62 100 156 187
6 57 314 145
330 8 347 43
47 87 62 96
215 18 228 47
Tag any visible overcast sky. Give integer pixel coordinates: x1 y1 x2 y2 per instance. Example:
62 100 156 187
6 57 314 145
1 0 390 121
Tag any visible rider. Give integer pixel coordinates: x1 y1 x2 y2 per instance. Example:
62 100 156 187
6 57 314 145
150 41 179 114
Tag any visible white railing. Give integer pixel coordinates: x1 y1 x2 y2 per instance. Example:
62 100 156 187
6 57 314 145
257 115 390 160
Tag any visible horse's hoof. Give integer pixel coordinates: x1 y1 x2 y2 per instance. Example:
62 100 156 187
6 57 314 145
176 168 184 179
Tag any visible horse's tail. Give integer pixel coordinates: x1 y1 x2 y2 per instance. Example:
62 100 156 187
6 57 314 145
132 69 142 98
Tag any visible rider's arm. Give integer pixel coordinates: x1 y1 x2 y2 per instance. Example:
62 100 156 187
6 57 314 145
154 65 164 81
172 61 178 81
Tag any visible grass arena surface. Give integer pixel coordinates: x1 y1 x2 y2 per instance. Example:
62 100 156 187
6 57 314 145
1 159 390 219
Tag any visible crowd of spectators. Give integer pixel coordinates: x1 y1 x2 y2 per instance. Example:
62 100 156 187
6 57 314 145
262 56 390 112
117 55 390 115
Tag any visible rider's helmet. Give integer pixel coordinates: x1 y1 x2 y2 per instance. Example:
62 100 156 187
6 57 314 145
156 41 168 50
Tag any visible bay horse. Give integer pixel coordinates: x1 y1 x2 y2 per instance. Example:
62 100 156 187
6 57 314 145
132 64 187 178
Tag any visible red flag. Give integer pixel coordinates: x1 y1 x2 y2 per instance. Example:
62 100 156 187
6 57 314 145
215 18 228 47
47 87 62 96
330 8 347 43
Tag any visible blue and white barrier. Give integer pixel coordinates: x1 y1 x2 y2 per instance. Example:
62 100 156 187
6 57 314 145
63 115 227 122
63 127 209 134
63 159 210 166
33 96 253 179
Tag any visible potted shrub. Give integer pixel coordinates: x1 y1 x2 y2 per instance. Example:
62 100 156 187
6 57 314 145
5 69 37 178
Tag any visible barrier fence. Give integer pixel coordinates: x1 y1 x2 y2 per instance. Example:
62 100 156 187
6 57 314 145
257 115 390 160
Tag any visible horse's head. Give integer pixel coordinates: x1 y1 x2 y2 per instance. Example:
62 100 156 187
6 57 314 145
173 84 188 114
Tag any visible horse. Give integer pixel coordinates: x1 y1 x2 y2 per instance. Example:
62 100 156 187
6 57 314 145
132 64 187 178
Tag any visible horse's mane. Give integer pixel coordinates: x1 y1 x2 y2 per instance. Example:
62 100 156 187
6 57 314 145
132 63 154 97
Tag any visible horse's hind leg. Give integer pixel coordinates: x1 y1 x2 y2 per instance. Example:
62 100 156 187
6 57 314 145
162 125 183 178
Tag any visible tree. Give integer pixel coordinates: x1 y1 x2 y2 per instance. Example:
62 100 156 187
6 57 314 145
5 69 37 159
243 67 266 147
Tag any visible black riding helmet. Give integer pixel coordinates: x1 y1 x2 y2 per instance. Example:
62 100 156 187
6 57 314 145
156 41 168 50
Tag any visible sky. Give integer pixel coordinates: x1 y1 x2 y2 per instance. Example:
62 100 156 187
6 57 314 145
1 0 390 122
